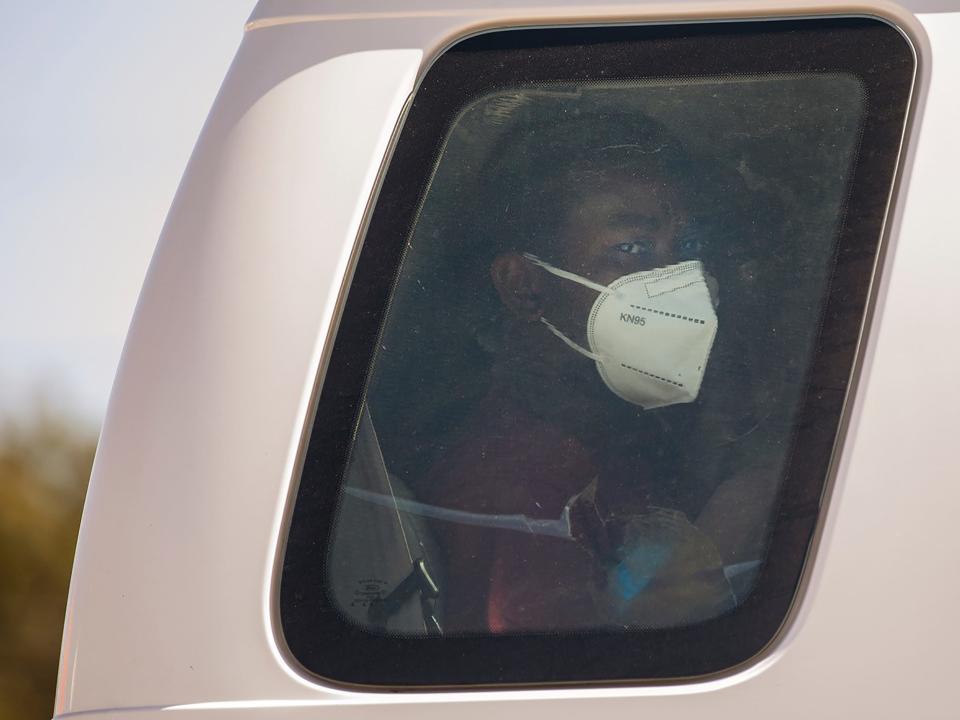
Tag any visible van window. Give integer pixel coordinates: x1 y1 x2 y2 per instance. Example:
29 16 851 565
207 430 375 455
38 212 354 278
281 18 914 687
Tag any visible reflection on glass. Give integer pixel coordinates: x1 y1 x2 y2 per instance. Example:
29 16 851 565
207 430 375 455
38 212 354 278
327 75 865 636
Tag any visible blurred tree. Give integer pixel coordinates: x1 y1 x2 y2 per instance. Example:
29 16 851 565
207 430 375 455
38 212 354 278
0 410 95 720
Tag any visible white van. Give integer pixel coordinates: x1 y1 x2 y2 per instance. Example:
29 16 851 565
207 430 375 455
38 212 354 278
56 1 960 718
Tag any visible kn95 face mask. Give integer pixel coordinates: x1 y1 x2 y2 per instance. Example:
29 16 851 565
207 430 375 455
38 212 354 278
523 253 719 409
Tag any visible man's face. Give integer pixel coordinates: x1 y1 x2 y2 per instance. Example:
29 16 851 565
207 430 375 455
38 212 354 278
490 174 712 421
547 178 696 348
559 180 690 283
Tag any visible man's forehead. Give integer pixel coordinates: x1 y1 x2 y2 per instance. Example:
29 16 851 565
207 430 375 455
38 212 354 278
565 183 683 224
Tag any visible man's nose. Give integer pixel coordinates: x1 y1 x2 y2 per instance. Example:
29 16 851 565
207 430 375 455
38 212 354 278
655 235 678 265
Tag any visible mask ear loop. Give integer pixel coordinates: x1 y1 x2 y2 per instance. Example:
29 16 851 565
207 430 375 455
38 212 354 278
522 253 613 294
522 253 611 362
539 318 605 362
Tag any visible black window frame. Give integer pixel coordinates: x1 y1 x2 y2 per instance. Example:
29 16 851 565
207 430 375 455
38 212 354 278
279 16 915 689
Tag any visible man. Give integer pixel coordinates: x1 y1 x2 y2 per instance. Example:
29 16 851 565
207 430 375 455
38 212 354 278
419 122 740 634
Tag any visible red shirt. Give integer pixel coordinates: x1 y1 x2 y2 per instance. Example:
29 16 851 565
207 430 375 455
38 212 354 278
421 395 606 633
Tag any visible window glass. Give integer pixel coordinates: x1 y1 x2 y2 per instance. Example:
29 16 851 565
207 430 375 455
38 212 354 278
281 19 914 687
332 74 864 635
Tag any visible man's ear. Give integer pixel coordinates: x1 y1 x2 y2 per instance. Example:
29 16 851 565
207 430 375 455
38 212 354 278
490 252 546 322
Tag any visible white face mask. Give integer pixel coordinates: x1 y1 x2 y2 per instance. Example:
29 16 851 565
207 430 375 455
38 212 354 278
523 253 719 410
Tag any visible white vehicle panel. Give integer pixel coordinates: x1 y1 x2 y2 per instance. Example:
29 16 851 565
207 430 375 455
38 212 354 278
56 2 960 718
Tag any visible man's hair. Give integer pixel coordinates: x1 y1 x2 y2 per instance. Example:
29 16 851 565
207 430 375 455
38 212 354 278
475 109 699 263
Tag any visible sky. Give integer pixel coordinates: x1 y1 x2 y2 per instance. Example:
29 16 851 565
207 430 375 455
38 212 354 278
0 2 257 429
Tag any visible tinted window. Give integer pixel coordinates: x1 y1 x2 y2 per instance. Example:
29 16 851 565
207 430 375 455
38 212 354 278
281 18 914 687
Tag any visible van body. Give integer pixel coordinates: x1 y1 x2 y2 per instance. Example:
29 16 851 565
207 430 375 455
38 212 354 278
56 1 960 718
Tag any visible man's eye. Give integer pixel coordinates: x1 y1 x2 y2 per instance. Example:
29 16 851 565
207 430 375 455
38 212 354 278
678 235 707 259
614 240 655 256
